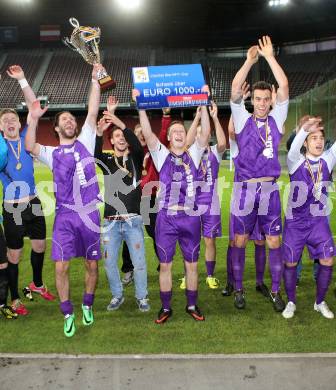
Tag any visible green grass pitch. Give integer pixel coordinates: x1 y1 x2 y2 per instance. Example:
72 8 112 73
1 162 336 354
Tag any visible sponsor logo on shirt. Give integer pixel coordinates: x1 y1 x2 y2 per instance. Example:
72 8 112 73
74 152 87 185
64 147 75 154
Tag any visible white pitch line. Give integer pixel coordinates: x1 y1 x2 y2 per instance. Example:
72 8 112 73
1 352 336 359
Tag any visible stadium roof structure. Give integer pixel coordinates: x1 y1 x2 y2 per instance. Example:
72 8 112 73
1 0 336 49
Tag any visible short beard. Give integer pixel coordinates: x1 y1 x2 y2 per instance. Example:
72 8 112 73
59 127 77 140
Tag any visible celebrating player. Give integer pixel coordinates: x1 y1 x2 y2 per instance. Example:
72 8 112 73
179 102 226 290
137 88 210 324
282 117 335 319
120 108 171 285
95 96 149 313
0 65 55 316
230 36 289 311
0 130 17 319
25 64 103 337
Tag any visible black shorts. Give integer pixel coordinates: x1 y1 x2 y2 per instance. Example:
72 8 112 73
0 225 7 265
3 196 46 250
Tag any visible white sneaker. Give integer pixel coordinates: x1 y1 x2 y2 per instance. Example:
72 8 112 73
314 301 334 319
107 296 125 311
282 301 296 319
137 297 150 312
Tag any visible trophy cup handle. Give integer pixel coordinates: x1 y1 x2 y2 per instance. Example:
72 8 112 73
69 17 80 28
62 37 78 52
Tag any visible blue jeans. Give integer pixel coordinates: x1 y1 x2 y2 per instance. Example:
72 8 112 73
102 215 148 300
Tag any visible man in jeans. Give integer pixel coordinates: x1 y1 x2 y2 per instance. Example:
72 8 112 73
95 96 149 312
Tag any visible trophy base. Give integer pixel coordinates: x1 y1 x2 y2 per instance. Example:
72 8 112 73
98 76 116 91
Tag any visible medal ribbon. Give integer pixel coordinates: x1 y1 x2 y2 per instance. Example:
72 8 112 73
306 158 322 197
8 139 21 165
253 115 269 147
170 148 192 175
114 154 133 177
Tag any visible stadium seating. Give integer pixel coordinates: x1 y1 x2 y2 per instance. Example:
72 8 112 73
0 47 335 108
0 49 44 108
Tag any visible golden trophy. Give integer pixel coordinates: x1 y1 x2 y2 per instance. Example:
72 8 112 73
63 17 116 90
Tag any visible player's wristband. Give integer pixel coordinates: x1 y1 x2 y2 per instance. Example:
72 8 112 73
91 79 99 84
19 78 28 89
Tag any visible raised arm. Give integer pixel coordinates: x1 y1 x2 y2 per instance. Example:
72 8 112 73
7 65 37 120
186 106 201 147
85 64 103 129
197 105 211 148
139 110 159 151
159 108 172 146
105 95 126 130
209 101 226 153
104 99 144 161
287 118 323 173
231 46 258 103
133 89 159 150
257 36 289 103
24 100 48 156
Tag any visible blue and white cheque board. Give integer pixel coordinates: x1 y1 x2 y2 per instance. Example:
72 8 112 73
132 64 209 109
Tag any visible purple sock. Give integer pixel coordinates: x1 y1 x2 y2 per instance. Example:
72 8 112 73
227 246 234 284
284 264 297 303
205 260 216 277
83 293 94 307
60 300 73 316
255 244 266 286
186 289 198 307
160 290 172 311
232 247 245 291
316 264 333 305
269 248 283 293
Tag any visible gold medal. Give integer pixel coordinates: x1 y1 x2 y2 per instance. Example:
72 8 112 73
142 169 147 176
8 139 22 171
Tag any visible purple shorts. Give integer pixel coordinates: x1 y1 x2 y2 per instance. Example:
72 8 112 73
52 209 101 261
155 210 201 263
229 213 265 241
200 205 222 238
282 217 335 263
231 181 282 237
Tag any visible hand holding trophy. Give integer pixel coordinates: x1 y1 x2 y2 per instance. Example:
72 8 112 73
63 17 116 90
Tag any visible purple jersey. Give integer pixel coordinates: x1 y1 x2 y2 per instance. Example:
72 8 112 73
151 141 204 211
38 121 100 210
197 145 222 205
288 159 330 219
286 128 336 220
230 100 288 181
